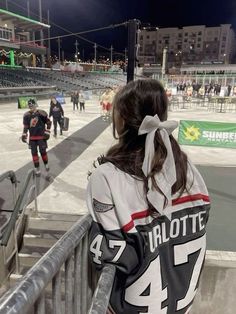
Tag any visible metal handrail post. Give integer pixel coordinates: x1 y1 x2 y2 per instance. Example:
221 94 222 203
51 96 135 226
88 264 116 314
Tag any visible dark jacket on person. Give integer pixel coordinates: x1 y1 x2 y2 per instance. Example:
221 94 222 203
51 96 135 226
49 101 64 119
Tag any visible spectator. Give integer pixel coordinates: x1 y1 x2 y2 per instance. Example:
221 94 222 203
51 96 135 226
49 96 64 137
79 90 85 112
71 91 79 111
87 79 210 314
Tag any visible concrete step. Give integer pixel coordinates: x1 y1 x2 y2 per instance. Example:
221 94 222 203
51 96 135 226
18 252 43 268
27 217 76 233
23 234 58 249
30 212 81 222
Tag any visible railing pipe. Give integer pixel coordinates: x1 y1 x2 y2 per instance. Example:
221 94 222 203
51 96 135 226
1 169 36 246
88 264 116 314
0 215 92 314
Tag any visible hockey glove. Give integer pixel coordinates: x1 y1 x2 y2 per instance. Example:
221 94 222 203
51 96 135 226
44 129 50 140
21 134 27 143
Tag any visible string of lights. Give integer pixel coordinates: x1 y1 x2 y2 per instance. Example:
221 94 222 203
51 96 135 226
6 0 126 56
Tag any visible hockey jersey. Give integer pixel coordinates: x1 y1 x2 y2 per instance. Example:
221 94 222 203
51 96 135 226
87 161 210 314
23 109 51 140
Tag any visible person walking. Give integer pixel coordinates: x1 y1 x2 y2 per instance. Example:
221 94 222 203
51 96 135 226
21 99 51 176
49 96 64 137
87 79 210 314
79 90 85 112
72 91 79 111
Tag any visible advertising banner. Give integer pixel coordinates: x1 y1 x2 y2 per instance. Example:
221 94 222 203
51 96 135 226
178 120 236 149
18 96 37 109
53 93 66 105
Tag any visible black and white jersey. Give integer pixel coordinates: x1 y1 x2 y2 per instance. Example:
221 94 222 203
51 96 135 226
87 161 210 314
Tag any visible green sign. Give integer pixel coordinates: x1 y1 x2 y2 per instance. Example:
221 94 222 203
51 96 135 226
18 96 37 109
178 120 236 149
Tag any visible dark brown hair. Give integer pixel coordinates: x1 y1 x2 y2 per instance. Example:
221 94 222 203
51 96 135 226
99 79 188 214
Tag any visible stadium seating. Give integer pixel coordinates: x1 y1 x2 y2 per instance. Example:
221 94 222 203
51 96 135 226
0 67 126 97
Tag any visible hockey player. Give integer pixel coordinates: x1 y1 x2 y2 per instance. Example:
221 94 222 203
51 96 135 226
87 79 210 314
22 99 51 176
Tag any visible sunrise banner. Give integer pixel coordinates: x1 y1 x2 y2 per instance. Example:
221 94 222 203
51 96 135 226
178 120 236 149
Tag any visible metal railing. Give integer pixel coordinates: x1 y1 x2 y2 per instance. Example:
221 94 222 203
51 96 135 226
0 169 38 273
0 170 18 214
0 214 116 314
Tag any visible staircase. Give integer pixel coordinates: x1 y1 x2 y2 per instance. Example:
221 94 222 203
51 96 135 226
10 212 81 290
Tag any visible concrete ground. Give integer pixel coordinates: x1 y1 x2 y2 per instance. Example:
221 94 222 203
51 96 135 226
1 97 236 248
0 96 236 313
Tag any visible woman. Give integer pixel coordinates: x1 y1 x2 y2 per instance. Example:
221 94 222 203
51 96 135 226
87 79 210 314
49 97 64 137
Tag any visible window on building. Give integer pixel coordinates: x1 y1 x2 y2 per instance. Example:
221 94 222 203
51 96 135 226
147 35 150 39
0 26 13 40
198 31 202 35
222 36 226 41
140 35 143 40
197 44 201 48
184 39 187 42
198 38 201 42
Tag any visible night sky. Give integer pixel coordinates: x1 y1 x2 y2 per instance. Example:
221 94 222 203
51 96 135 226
3 0 236 59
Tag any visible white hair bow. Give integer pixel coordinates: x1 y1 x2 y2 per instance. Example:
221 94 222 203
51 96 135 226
138 115 178 219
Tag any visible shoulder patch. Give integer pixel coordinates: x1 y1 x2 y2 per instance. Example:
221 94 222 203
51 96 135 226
38 109 47 117
93 198 114 213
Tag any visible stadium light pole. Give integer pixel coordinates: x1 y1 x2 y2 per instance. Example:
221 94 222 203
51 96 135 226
47 9 51 66
27 1 30 17
5 0 8 10
75 40 79 63
110 45 113 66
38 0 45 67
94 43 97 71
57 38 61 64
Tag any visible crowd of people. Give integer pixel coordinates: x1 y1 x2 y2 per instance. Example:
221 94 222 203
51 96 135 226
168 82 236 98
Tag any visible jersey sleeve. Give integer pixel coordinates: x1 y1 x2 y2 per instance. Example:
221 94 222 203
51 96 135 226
23 113 29 134
87 168 143 274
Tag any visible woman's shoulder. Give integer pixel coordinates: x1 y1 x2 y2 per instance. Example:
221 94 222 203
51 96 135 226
90 162 118 179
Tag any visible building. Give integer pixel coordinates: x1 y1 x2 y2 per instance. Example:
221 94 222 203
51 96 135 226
0 8 50 67
138 24 236 67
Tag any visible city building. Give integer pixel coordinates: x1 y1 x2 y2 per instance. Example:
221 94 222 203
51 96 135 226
138 24 236 68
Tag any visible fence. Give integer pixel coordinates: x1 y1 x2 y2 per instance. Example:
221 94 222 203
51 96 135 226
0 214 115 314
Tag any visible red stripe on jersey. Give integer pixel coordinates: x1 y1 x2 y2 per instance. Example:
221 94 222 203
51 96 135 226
172 193 210 206
30 136 44 140
122 209 150 232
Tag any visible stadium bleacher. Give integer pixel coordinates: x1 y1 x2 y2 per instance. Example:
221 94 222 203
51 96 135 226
0 67 126 98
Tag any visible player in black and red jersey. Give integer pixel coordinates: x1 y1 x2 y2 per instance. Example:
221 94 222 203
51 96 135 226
87 79 210 314
21 99 51 176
